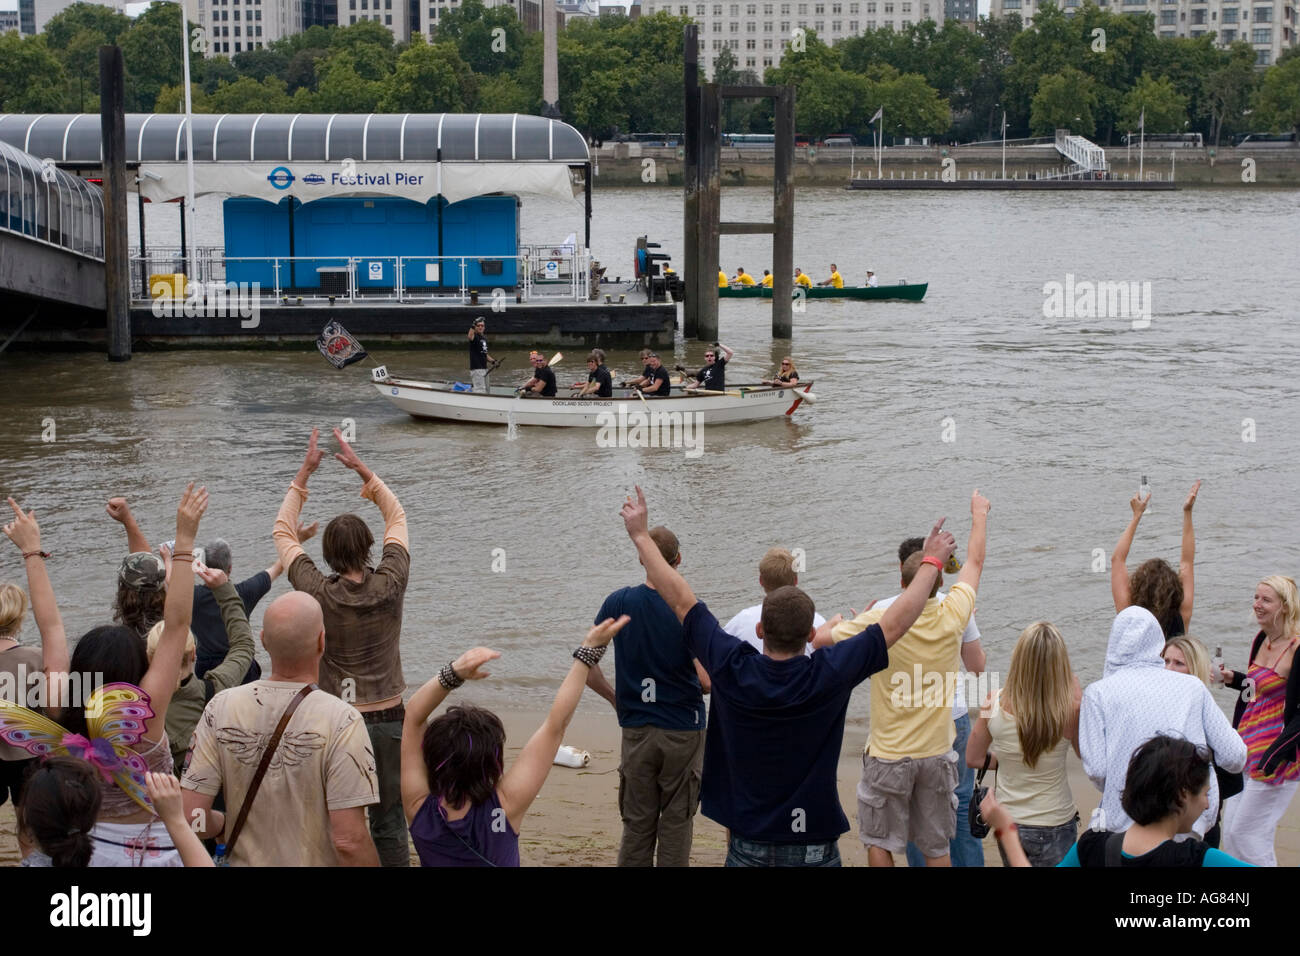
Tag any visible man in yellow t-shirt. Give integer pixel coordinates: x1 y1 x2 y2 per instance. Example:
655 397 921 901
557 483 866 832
817 263 844 288
793 268 813 288
825 490 991 868
718 270 729 288
733 267 757 286
760 270 773 288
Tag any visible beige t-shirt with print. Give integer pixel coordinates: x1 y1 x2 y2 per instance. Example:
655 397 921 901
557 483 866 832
182 680 378 866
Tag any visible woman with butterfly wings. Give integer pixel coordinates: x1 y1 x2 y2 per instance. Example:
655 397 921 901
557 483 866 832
0 483 209 866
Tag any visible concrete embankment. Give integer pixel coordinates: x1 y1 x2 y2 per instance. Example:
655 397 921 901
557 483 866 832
592 145 1300 188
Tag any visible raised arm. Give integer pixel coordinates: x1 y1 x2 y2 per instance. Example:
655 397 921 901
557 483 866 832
1111 492 1149 613
2 498 71 710
498 616 629 831
139 483 207 740
1179 480 1200 632
400 647 501 823
955 490 991 594
266 521 317 582
106 497 150 554
273 429 324 570
335 430 409 552
878 517 956 646
718 343 734 362
621 487 697 622
195 569 255 694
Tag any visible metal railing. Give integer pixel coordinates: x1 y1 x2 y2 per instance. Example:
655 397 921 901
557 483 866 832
0 140 104 261
130 248 592 305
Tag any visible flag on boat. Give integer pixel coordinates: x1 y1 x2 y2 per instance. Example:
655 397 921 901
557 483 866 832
869 107 883 124
317 321 369 369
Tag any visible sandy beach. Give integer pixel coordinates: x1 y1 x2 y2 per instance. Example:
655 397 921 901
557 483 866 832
0 707 1293 867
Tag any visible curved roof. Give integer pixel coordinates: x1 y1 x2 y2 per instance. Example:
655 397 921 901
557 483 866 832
0 114 590 164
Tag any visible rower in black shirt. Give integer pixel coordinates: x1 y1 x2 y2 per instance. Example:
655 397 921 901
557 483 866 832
693 342 734 392
572 351 613 398
639 353 671 397
519 350 558 397
623 348 654 388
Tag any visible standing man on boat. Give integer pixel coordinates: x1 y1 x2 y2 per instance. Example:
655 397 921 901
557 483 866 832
519 351 558 397
272 427 412 867
584 526 709 867
573 351 614 398
692 343 734 393
467 318 497 394
817 264 844 289
866 270 879 288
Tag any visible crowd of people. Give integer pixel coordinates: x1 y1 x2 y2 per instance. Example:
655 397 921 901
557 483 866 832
0 442 1296 868
718 264 869 290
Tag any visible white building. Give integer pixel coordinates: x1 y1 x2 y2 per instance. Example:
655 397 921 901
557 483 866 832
338 0 412 40
640 0 944 76
197 0 284 54
27 0 124 34
988 0 1297 66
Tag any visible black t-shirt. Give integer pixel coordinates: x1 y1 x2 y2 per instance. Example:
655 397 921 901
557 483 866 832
1074 829 1210 867
536 366 557 396
643 365 670 395
587 364 613 397
776 371 797 384
192 571 271 684
697 357 726 392
469 332 488 370
642 364 653 380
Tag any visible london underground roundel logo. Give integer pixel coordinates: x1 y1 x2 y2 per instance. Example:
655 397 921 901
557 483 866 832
267 166 295 189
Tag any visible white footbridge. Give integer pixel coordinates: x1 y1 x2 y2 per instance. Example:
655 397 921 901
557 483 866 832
1050 128 1110 179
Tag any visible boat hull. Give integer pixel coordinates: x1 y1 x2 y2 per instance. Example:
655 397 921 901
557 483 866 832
719 283 926 301
372 378 815 427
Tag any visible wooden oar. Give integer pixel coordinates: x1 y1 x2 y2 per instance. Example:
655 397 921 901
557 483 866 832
685 388 744 397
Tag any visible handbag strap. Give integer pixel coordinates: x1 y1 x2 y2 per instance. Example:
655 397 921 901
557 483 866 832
222 683 316 860
1104 830 1126 867
974 753 991 786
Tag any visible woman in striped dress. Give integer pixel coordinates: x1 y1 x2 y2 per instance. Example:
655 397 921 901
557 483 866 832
1220 575 1300 866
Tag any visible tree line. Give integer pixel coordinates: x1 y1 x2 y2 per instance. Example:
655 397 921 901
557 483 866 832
0 0 1295 147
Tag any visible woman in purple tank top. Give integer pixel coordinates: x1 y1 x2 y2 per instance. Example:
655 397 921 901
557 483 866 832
401 615 630 867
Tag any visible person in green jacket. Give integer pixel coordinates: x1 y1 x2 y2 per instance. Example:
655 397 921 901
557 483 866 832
145 561 256 773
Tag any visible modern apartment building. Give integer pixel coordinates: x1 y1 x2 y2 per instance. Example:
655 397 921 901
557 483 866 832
21 0 124 34
0 8 20 31
945 0 976 19
641 0 944 76
988 0 1296 65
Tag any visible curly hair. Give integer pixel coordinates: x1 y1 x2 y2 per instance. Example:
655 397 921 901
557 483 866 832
1129 559 1183 636
112 585 166 639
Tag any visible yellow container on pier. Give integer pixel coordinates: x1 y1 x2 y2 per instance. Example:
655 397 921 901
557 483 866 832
150 274 187 299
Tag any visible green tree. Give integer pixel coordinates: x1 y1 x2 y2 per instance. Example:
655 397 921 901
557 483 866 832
207 75 293 112
1029 67 1098 136
1253 54 1300 136
475 72 534 113
155 82 209 114
194 55 239 94
568 69 626 137
0 34 70 111
434 0 526 74
284 49 322 93
120 2 190 111
311 51 383 112
1119 73 1188 132
795 67 870 140
233 47 289 83
328 19 397 79
44 1 132 49
870 71 952 139
63 28 106 111
1203 42 1258 146
377 37 476 112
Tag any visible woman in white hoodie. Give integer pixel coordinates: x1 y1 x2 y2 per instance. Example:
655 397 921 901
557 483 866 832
1079 606 1246 837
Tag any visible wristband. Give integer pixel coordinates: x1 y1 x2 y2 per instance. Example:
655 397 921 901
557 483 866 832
171 552 194 562
573 645 608 668
22 550 51 560
920 556 944 572
438 661 464 690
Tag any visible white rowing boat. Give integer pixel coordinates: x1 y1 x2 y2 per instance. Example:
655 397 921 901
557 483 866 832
370 367 816 427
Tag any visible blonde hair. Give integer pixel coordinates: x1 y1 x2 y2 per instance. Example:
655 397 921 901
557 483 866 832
144 620 196 663
1163 636 1212 686
781 357 798 377
1003 621 1074 768
0 584 27 640
758 548 797 591
1257 576 1300 636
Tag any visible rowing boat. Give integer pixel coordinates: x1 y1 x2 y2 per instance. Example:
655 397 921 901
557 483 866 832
370 368 817 427
719 282 927 301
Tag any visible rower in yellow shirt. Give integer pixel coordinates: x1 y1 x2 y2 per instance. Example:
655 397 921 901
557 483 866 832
760 269 774 288
817 263 844 289
793 268 813 289
733 267 757 286
718 269 729 288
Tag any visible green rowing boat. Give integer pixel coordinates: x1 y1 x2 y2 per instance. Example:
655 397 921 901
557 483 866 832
718 282 927 301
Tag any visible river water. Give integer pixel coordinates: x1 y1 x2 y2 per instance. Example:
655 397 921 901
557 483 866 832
4 184 1299 726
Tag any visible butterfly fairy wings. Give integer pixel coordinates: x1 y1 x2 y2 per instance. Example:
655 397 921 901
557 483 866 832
0 683 156 813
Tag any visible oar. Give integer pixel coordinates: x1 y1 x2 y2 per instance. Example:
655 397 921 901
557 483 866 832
685 388 744 398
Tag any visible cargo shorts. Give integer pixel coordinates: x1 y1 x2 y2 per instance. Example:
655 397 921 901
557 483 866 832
857 750 960 858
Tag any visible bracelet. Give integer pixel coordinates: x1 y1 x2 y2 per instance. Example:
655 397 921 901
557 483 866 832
22 550 50 560
573 645 608 668
920 556 944 571
171 552 194 561
994 822 1018 841
438 661 464 690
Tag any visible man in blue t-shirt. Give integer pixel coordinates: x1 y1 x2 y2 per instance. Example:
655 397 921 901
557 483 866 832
586 526 710 867
618 486 957 867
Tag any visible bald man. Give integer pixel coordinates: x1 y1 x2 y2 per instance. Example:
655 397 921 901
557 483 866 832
182 591 381 866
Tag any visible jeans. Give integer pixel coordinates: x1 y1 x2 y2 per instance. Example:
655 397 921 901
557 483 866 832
998 817 1078 868
366 719 410 867
726 836 841 867
905 712 984 867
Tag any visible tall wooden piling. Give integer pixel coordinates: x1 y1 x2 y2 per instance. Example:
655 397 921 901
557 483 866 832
772 87 794 339
100 45 130 362
682 24 700 339
697 82 721 343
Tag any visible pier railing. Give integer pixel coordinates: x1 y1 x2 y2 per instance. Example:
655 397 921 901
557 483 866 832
129 247 592 306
